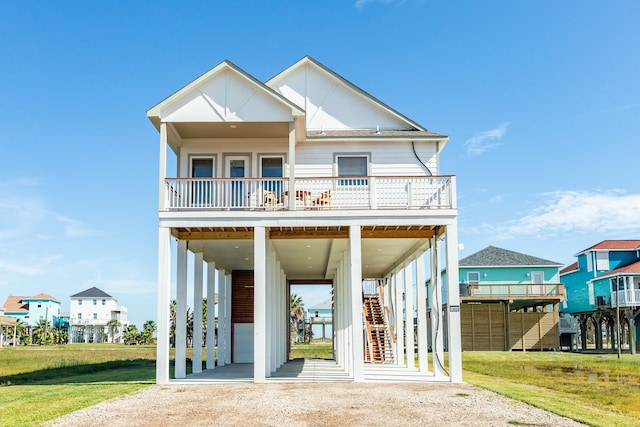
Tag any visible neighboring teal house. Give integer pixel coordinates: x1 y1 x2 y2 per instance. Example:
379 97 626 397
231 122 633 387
560 240 640 353
1 293 62 327
306 298 332 341
455 246 565 351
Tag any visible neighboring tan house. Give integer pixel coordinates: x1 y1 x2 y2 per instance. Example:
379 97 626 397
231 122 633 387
1 293 61 327
69 287 129 343
560 240 640 353
148 56 462 383
454 246 565 351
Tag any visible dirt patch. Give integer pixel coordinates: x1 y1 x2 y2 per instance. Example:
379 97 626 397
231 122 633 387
45 382 584 426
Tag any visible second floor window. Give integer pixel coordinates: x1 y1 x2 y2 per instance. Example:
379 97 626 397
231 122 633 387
467 272 480 284
78 299 82 305
93 299 97 305
93 313 98 320
78 313 82 320
102 299 106 305
337 155 368 185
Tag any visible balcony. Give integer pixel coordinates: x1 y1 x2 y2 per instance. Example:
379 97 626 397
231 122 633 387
163 176 454 211
463 283 565 299
610 289 640 308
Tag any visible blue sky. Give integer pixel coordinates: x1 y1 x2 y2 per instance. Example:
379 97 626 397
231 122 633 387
1 1 639 326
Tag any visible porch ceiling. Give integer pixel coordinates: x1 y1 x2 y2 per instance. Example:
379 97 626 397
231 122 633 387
170 121 289 139
179 226 435 280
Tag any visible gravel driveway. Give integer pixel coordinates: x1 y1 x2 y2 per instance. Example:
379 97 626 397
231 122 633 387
45 382 585 426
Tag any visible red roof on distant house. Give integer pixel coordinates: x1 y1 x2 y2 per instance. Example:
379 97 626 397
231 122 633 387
23 293 60 303
560 262 578 275
576 240 640 256
597 260 640 279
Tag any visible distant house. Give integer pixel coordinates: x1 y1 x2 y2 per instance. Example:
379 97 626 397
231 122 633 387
0 306 17 347
560 240 640 353
1 293 61 327
454 246 565 351
69 287 129 343
306 298 332 340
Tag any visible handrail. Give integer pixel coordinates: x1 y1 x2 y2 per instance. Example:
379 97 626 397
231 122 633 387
464 283 565 298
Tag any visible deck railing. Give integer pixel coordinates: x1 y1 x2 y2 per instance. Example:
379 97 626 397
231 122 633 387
164 175 454 211
464 283 565 298
611 289 640 308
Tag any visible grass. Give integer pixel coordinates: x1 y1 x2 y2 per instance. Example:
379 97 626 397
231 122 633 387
0 344 156 427
462 352 640 427
2 343 639 426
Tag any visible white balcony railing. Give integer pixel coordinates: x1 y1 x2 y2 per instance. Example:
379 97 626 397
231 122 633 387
164 176 454 211
611 289 640 308
464 283 565 299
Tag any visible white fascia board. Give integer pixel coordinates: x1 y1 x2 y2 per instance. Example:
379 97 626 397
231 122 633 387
267 56 427 132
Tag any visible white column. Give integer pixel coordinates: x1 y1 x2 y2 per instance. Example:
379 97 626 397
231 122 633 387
349 225 364 381
416 250 428 373
175 240 188 379
265 241 272 377
335 259 344 368
225 273 232 364
288 122 296 210
192 252 204 374
217 268 226 367
158 122 167 211
342 252 351 373
394 269 404 366
156 227 171 384
206 261 216 369
254 226 267 382
445 224 462 382
430 239 445 377
404 261 415 369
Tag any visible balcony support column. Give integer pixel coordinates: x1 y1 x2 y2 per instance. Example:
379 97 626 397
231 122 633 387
217 268 227 367
156 226 171 384
175 239 188 379
393 268 404 366
206 261 216 369
192 252 204 374
445 224 462 383
416 249 428 373
430 237 445 378
404 260 415 369
254 226 267 382
158 122 167 211
225 272 232 364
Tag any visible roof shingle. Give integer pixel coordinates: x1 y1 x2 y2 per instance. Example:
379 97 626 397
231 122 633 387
459 246 562 267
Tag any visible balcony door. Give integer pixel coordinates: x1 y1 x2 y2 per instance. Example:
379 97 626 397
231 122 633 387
226 155 250 207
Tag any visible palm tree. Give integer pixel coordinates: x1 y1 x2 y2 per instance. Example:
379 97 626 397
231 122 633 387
290 293 305 344
106 319 121 343
141 320 157 344
123 325 139 345
169 300 177 346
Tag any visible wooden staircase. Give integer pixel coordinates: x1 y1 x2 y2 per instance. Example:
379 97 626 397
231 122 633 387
363 294 394 363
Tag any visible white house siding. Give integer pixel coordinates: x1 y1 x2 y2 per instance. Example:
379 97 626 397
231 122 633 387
269 63 411 131
295 140 437 177
164 70 293 123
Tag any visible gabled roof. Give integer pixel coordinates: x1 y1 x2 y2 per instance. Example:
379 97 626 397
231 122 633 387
308 298 332 311
147 60 305 130
267 56 445 140
23 293 60 303
70 287 112 298
2 296 28 313
596 260 640 280
560 262 579 275
459 246 562 267
575 240 640 256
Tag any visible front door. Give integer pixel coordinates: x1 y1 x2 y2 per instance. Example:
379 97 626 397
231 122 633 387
226 156 250 208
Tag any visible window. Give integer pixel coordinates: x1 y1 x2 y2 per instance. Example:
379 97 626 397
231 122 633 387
93 313 98 320
37 303 42 308
596 251 609 271
337 155 368 185
102 299 106 305
78 313 82 320
93 299 97 305
78 299 82 305
467 272 480 284
260 156 284 195
190 157 215 206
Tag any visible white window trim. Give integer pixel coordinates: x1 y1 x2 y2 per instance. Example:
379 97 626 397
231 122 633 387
467 271 480 284
189 155 216 178
531 271 544 284
258 154 287 178
334 153 370 177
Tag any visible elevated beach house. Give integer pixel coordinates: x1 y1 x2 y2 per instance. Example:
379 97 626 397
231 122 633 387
454 246 565 351
69 287 129 343
560 240 640 353
148 56 462 383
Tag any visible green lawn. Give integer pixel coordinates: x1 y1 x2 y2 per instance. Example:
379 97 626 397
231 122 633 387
3 344 639 427
462 352 640 427
0 345 156 427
